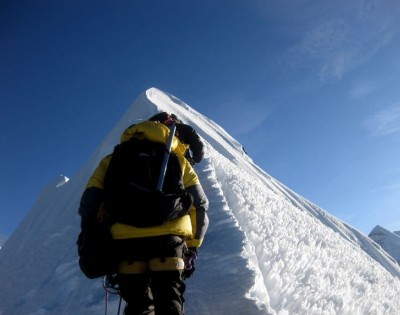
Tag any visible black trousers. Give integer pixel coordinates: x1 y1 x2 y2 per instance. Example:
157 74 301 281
115 235 186 315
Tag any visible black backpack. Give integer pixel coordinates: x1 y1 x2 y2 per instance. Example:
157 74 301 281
103 137 193 227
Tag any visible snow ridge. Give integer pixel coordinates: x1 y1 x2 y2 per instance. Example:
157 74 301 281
0 87 399 315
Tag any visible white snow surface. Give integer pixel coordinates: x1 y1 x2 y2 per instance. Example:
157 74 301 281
369 225 400 264
0 87 400 315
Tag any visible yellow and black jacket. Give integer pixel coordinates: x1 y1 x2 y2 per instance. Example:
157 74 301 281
79 121 209 249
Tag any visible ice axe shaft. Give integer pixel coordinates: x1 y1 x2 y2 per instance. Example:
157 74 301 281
157 123 177 191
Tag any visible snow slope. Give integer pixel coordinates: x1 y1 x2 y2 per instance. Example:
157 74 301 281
0 88 399 315
369 225 400 264
0 234 6 250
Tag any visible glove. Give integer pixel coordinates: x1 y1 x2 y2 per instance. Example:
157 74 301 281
183 248 198 279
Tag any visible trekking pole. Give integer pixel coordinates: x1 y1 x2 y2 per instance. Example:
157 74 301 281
157 123 176 191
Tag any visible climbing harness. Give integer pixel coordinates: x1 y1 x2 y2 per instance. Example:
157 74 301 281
102 273 123 315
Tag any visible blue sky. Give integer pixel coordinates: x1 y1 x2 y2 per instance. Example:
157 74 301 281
1 0 400 237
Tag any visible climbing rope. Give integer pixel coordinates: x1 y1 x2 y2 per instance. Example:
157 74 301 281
102 274 123 315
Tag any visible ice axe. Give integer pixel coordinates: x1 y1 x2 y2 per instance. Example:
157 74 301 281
156 123 177 191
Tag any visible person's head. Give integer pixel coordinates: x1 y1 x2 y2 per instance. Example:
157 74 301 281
149 112 182 126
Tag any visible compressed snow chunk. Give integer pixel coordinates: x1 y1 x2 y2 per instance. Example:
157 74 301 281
55 175 69 188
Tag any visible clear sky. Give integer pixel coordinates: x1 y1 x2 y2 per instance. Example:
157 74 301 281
1 0 400 237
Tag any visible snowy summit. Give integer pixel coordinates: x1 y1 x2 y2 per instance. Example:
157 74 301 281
0 88 399 315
